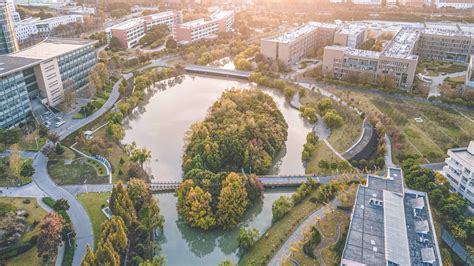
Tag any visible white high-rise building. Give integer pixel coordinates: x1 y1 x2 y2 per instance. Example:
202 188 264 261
443 141 474 212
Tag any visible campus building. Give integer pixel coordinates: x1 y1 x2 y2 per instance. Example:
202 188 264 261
260 22 336 65
434 0 474 9
0 38 97 128
105 11 182 49
342 168 442 265
334 24 368 49
323 29 419 89
0 2 19 55
442 141 474 212
14 15 84 43
415 28 474 63
175 10 234 44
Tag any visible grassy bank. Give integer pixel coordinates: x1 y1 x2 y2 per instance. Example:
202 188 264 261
77 192 111 246
238 189 323 265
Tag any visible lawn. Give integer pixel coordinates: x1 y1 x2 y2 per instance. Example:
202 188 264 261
86 159 107 176
326 87 474 164
76 126 130 183
306 142 342 175
17 130 47 152
0 158 34 187
238 189 323 265
416 59 466 76
77 192 111 246
327 113 363 153
0 197 54 265
47 159 108 185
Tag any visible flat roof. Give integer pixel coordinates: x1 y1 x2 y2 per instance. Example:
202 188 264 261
381 29 419 59
180 18 212 28
0 56 41 77
9 38 96 60
449 147 474 168
209 10 233 20
342 168 441 265
145 11 176 20
266 22 336 43
338 23 367 35
109 18 143 31
383 190 411 266
325 45 380 59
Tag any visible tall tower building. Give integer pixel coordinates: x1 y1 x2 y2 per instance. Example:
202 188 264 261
0 2 19 54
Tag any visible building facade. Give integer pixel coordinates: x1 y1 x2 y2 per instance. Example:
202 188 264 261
323 29 419 89
435 0 474 9
15 15 84 43
260 22 336 65
466 56 474 89
175 10 234 44
105 11 182 49
415 29 474 63
342 168 442 265
333 24 367 48
443 141 474 212
0 3 19 55
0 38 97 128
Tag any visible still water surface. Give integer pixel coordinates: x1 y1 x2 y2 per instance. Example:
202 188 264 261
123 75 312 264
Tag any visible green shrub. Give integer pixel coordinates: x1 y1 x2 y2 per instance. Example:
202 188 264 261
303 227 321 258
0 202 16 215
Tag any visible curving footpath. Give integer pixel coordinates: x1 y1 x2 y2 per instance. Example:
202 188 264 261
269 198 339 266
33 153 94 266
34 77 121 265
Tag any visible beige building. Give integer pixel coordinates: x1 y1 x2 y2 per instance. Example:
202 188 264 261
323 29 419 89
260 22 336 65
416 28 474 63
333 24 367 48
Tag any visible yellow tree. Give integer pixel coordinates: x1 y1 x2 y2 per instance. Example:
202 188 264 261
217 173 248 229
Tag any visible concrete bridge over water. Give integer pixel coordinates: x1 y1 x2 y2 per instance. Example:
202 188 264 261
184 65 251 79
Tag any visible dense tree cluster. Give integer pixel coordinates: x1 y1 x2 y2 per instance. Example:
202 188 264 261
238 227 260 251
249 72 298 100
139 25 170 48
234 46 259 71
177 89 284 230
183 89 288 175
83 179 164 265
302 132 318 162
37 212 64 261
176 172 262 230
401 159 473 251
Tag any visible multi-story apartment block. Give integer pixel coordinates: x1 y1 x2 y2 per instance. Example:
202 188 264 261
334 24 368 48
0 38 97 128
175 10 234 44
351 0 382 5
14 15 84 43
105 11 182 49
260 22 337 65
466 56 474 89
435 0 474 9
342 168 442 265
323 29 419 89
443 141 474 212
0 2 19 55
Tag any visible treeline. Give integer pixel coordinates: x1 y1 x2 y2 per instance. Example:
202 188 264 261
82 179 164 265
178 89 288 230
249 72 299 100
401 159 473 262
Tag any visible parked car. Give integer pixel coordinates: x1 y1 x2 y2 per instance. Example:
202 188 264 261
55 121 65 128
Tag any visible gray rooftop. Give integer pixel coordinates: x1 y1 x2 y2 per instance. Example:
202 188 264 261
0 56 41 77
342 168 441 266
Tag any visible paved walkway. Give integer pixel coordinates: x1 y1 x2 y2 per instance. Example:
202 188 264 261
269 198 339 266
384 133 396 168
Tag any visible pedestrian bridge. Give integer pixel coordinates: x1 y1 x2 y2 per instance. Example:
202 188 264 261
149 174 338 192
184 65 251 79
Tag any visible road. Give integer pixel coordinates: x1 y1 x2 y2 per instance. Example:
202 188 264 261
269 198 339 266
53 77 122 141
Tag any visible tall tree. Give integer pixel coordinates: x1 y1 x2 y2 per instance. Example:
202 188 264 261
183 186 216 230
130 148 152 168
109 182 137 228
37 212 65 260
81 245 95 266
217 173 249 229
98 216 128 255
94 241 120 266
